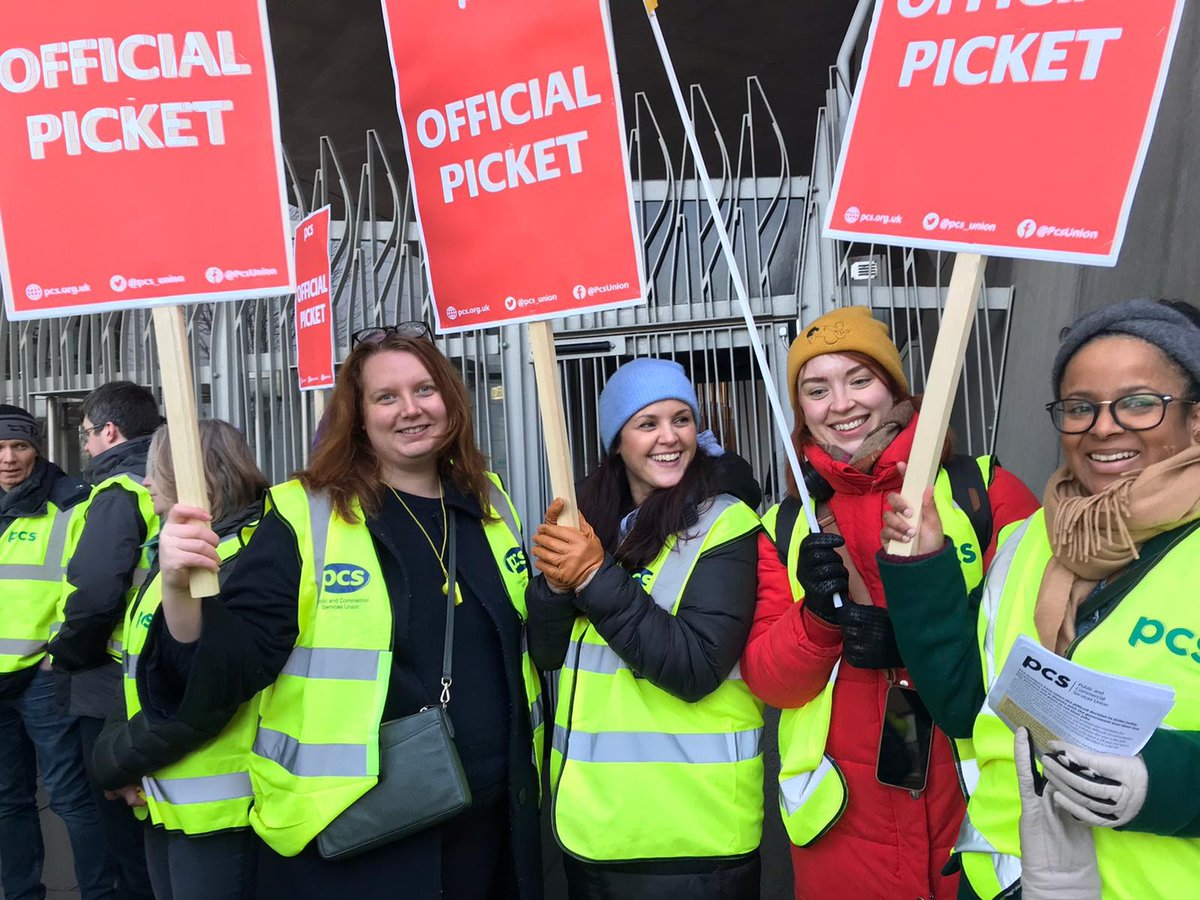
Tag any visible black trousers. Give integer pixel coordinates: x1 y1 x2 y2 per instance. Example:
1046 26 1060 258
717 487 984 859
145 825 257 900
563 851 760 900
78 714 155 900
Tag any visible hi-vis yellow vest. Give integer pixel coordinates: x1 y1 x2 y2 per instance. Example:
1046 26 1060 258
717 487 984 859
761 459 990 848
54 473 158 662
961 513 1200 900
122 522 258 834
550 493 765 862
0 498 75 673
251 476 542 857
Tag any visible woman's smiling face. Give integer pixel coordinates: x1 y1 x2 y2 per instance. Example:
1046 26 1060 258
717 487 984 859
1057 335 1200 495
617 400 698 506
797 353 897 455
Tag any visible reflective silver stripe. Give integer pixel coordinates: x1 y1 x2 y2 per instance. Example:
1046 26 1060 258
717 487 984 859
571 638 744 682
957 757 981 797
0 509 73 581
304 488 333 593
252 726 369 778
124 652 139 679
488 482 521 540
48 621 62 636
129 567 151 589
544 668 560 714
574 640 624 675
0 638 45 656
646 494 740 612
142 771 253 806
530 696 545 733
107 639 123 655
980 519 1031 689
280 646 381 681
955 812 1022 889
554 724 761 765
779 755 836 817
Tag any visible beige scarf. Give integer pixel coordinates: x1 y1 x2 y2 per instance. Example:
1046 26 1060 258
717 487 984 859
1037 444 1200 652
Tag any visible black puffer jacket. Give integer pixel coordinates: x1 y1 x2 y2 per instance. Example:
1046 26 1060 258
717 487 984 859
90 502 261 792
526 452 761 701
0 458 87 702
50 436 154 718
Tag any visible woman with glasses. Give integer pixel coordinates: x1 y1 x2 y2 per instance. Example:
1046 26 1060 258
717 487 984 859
526 358 765 899
740 306 1038 900
880 298 1200 899
136 324 544 899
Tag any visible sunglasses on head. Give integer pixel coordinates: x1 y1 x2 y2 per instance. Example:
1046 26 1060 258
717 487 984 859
350 321 434 346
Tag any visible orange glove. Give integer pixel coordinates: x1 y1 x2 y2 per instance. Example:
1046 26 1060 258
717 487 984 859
531 498 604 592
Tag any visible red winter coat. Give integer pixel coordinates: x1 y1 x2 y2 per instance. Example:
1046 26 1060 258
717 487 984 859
741 418 1038 900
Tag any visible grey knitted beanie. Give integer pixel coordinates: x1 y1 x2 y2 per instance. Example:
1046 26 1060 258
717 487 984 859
1051 299 1200 394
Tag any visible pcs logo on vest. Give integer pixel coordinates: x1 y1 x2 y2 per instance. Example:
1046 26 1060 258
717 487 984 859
7 530 38 542
504 547 528 575
1129 616 1200 664
630 567 652 587
322 563 371 594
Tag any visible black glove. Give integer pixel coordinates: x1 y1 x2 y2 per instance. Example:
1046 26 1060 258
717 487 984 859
797 532 848 624
840 604 903 669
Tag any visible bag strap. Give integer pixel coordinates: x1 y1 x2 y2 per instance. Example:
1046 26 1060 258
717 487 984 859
439 508 457 709
775 496 801 569
944 454 994 553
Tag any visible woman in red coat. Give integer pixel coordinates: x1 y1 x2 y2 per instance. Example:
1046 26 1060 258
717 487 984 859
741 307 1038 899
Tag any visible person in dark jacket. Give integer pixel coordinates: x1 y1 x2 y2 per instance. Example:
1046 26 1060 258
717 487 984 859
92 419 268 900
138 324 544 899
0 403 114 900
48 381 161 900
527 358 764 900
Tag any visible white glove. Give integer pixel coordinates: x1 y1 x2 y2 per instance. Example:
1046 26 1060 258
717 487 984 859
1042 740 1148 828
1014 728 1101 900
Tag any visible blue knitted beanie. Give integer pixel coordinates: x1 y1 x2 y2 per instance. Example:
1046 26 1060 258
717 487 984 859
598 359 700 452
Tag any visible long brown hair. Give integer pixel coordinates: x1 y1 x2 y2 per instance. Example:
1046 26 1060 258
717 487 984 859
148 420 268 523
784 349 951 497
578 441 717 570
299 334 493 522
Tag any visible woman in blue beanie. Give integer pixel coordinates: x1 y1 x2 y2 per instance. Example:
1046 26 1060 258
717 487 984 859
879 299 1200 899
526 357 765 900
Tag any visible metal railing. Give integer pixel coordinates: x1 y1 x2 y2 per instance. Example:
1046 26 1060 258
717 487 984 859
1 56 1013 532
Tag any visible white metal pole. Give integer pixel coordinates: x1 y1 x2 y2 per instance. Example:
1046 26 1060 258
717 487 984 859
645 6 821 535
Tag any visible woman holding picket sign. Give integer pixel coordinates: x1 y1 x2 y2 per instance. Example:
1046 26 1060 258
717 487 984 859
879 299 1200 899
526 357 765 899
137 325 544 898
91 419 267 900
740 306 1038 899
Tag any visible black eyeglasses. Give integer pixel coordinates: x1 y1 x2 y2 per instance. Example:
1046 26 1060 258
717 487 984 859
1045 393 1196 434
350 321 434 346
77 422 108 443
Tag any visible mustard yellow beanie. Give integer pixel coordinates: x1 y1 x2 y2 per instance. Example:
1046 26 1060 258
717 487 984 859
786 307 909 413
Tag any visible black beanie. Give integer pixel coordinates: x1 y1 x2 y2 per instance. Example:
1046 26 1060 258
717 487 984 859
0 404 39 444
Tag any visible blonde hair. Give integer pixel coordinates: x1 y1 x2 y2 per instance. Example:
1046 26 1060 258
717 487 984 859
148 420 268 522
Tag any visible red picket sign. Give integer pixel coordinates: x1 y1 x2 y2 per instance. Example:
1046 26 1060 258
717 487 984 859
0 0 294 318
294 206 335 391
823 0 1186 266
381 0 644 332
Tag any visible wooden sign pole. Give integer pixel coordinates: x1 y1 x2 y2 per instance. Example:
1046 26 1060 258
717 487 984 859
528 320 580 529
886 252 988 556
151 305 221 596
312 388 327 429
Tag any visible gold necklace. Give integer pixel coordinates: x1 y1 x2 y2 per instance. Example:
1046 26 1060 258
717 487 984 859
388 484 459 605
